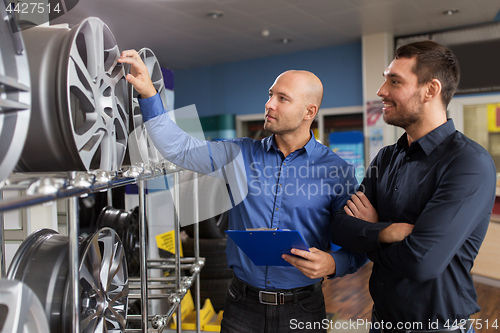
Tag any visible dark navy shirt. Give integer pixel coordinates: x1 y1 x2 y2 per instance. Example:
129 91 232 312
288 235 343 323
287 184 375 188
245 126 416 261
331 119 496 329
139 93 367 289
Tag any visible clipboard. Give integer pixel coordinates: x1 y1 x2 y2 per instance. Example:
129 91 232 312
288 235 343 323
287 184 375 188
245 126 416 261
225 229 309 266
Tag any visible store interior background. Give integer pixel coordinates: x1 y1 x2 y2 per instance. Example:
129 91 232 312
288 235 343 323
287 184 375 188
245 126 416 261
5 0 500 332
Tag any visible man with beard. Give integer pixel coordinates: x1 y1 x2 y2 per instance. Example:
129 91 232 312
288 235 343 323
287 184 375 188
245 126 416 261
118 50 367 333
331 40 496 333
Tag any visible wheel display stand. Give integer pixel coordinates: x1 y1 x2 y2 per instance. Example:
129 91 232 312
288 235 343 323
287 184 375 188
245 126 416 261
0 162 205 333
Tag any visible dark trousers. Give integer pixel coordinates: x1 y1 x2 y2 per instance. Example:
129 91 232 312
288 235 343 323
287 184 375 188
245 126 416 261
220 277 327 333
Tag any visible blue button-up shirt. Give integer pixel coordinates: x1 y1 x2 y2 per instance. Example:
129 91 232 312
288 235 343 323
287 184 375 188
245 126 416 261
139 94 367 289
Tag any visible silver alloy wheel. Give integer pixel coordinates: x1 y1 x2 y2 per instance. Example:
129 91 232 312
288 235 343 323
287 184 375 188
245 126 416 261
8 229 73 333
71 227 128 333
17 17 128 172
0 279 50 333
128 48 166 165
0 5 30 187
8 228 129 333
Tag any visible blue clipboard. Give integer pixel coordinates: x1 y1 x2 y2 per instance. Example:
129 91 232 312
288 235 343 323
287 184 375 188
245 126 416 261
225 229 310 266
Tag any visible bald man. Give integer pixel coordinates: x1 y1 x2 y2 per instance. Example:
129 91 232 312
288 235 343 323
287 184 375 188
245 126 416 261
119 51 367 333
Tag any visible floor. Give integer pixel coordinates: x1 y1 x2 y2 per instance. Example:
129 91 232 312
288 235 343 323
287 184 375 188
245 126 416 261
322 262 500 333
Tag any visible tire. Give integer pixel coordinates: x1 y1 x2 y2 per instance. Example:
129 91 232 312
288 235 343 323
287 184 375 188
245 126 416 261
182 237 233 279
183 237 227 254
179 171 232 239
183 210 229 240
0 5 30 187
196 278 232 312
16 17 129 172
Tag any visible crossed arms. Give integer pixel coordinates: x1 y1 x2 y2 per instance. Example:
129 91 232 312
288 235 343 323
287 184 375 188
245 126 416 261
330 149 496 282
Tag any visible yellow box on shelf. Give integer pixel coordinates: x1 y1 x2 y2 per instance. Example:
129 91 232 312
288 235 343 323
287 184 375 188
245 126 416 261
204 310 224 332
171 298 215 330
155 229 183 257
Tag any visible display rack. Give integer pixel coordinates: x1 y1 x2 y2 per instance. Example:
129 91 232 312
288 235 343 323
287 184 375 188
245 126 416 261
0 162 204 333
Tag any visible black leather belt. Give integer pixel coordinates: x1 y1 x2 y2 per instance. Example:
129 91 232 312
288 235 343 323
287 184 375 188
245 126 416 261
373 309 472 333
231 276 322 305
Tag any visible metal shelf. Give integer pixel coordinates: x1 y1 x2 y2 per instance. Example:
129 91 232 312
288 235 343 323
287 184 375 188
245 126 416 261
0 162 203 333
0 162 183 213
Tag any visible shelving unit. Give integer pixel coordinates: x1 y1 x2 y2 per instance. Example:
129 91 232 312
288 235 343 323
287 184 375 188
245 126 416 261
0 162 204 333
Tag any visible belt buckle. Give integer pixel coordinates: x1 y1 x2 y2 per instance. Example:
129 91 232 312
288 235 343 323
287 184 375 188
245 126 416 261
259 291 285 305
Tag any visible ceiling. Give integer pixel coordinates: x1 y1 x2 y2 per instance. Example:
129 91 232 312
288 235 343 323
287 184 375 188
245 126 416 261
52 0 500 70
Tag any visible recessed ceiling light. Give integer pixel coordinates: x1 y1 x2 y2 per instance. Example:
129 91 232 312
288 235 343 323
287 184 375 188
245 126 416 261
207 10 224 19
443 9 460 16
279 37 292 44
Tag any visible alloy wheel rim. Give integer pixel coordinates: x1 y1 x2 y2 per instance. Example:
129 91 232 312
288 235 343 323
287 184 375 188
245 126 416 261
62 17 129 171
78 227 128 332
0 5 30 186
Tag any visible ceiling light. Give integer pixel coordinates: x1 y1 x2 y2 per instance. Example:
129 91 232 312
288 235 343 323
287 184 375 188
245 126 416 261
261 29 270 37
207 10 224 19
279 38 292 44
442 9 459 16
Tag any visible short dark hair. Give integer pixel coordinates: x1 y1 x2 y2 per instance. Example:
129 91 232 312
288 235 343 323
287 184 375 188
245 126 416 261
395 40 460 107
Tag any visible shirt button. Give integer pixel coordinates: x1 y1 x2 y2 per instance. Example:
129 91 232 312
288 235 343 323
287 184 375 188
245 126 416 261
279 184 282 187
276 207 279 211
267 281 271 284
283 163 286 166
405 156 410 161
394 187 398 191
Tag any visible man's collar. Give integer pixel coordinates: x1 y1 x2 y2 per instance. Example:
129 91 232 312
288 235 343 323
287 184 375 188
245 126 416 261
265 130 317 156
397 119 456 155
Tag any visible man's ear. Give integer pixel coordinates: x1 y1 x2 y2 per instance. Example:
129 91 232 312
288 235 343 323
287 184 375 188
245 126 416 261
424 79 442 103
304 104 318 120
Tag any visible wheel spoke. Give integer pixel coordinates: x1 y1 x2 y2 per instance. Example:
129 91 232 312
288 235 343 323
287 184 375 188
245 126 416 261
68 59 96 112
0 74 29 92
106 302 127 329
0 74 30 112
80 258 100 296
87 237 104 285
104 44 121 78
132 105 143 131
93 316 105 333
89 20 105 80
143 56 156 75
108 283 127 302
109 243 126 287
114 86 128 123
113 109 127 136
152 76 165 92
73 121 104 151
98 233 115 292
114 140 127 172
80 308 101 330
77 129 105 170
0 1 30 182
107 239 123 290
